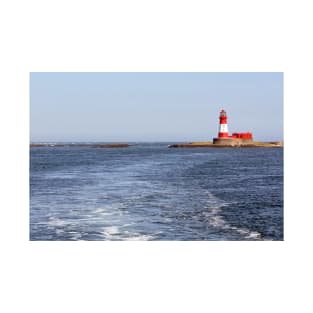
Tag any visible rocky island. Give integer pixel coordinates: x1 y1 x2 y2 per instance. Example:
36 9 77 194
169 109 283 148
168 141 283 148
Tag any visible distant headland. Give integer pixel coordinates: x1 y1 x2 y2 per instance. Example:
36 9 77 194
30 143 131 148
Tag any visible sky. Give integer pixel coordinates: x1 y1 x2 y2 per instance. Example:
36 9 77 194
30 72 283 142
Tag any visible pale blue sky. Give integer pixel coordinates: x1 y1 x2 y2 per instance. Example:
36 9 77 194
30 72 283 142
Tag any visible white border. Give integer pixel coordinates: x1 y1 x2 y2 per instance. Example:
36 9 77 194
1 1 312 312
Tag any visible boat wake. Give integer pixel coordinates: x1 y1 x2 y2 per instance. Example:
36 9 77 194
204 192 262 240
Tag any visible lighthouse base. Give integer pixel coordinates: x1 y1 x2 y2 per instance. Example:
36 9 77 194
213 138 253 146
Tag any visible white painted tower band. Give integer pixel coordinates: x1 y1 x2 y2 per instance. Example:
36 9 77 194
219 123 228 134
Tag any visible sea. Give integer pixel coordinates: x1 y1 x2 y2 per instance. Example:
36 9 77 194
30 143 283 241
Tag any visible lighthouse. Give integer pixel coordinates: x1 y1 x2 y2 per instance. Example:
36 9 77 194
213 109 253 145
218 109 229 138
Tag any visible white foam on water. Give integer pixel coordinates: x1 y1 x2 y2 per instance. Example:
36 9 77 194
68 231 82 240
246 231 262 239
124 234 154 241
102 226 119 234
101 224 155 240
94 207 116 216
205 192 262 240
47 217 72 227
101 226 121 239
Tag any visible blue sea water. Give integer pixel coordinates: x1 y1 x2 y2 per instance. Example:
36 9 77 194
30 143 283 240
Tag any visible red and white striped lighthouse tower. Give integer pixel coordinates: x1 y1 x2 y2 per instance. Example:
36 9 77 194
218 109 229 138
